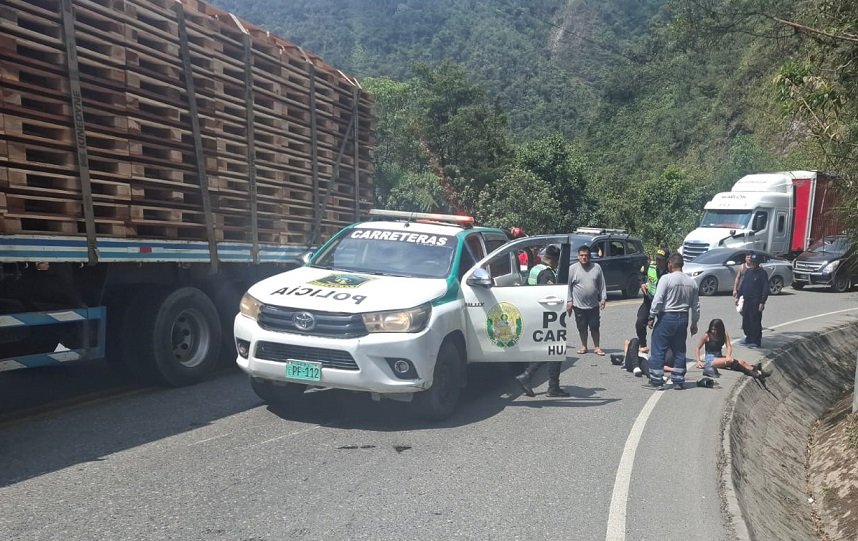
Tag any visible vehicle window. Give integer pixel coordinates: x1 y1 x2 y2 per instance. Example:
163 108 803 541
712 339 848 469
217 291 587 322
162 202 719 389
626 241 641 255
590 241 606 259
693 250 732 264
609 240 625 257
752 211 768 232
777 215 786 234
487 252 515 284
458 233 485 281
699 210 752 229
809 236 850 254
465 234 486 260
312 227 457 278
483 234 507 255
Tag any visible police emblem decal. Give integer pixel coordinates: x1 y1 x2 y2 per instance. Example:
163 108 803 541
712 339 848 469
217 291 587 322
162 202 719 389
486 302 523 349
308 274 373 288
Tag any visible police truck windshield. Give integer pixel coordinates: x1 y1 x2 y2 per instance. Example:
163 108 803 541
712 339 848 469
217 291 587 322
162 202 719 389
699 210 752 229
311 228 458 279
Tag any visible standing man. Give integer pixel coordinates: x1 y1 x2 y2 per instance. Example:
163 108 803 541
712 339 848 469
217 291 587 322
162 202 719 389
647 253 700 389
635 246 669 353
567 245 608 356
732 252 752 300
737 252 769 348
514 245 570 397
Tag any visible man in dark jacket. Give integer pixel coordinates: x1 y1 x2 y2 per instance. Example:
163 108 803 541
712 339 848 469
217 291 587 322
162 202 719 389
737 253 769 348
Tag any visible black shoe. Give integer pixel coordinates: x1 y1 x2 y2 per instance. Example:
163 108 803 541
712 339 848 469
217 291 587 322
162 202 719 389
696 377 715 388
673 381 685 390
546 387 570 397
514 374 535 397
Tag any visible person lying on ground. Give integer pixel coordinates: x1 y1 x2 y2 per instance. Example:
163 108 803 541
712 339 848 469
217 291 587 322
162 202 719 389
694 318 770 381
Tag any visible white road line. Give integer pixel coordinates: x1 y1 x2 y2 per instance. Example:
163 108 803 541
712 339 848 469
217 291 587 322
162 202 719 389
605 306 858 541
605 390 663 541
189 433 231 446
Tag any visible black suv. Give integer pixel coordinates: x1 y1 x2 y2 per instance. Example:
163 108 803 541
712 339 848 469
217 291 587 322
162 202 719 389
567 228 648 298
792 235 856 292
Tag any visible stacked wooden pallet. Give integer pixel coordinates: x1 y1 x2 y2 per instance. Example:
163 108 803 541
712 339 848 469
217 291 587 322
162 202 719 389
0 0 374 246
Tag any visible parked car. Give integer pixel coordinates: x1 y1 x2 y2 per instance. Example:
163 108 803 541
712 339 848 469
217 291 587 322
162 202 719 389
566 228 648 298
792 235 856 292
682 248 793 296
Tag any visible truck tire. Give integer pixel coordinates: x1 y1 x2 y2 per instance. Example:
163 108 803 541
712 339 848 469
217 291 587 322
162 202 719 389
622 276 639 299
415 341 463 421
830 272 851 293
699 276 719 296
124 286 222 386
768 275 784 295
250 377 306 406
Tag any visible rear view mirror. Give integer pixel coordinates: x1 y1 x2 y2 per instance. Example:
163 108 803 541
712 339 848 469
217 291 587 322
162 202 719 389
467 267 493 288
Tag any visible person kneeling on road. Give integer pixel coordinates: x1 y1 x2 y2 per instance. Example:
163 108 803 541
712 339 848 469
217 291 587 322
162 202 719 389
514 245 570 398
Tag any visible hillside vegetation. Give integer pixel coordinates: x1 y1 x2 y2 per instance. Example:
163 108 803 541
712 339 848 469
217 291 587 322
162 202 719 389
213 0 857 251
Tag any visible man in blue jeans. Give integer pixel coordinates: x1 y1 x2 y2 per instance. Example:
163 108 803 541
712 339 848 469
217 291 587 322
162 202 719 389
647 253 700 389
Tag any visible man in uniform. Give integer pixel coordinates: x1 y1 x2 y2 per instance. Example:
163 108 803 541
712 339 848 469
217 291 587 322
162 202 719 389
647 253 700 389
737 252 769 348
635 247 669 353
514 245 570 397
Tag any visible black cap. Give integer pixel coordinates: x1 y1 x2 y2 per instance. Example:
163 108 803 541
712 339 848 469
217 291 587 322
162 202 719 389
540 245 561 260
749 253 760 263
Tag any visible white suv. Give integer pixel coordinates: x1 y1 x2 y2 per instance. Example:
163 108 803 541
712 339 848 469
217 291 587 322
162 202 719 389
235 210 573 419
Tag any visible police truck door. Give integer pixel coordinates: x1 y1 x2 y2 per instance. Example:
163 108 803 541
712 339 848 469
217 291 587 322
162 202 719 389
460 237 569 364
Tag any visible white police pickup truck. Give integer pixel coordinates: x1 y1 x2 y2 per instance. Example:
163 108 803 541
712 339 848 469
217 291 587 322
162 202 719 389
234 210 572 419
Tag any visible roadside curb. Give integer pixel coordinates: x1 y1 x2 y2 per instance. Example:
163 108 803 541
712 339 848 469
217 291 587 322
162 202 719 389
720 321 858 540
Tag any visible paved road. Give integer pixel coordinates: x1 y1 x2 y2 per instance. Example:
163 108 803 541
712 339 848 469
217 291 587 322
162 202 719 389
1 286 857 540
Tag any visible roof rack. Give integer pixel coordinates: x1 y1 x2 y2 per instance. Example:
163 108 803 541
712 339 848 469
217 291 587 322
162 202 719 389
368 209 475 228
574 227 627 235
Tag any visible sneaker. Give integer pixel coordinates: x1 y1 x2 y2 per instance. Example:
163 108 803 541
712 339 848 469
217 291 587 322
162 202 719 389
546 387 571 397
672 381 685 390
645 382 665 390
633 367 643 377
514 374 535 397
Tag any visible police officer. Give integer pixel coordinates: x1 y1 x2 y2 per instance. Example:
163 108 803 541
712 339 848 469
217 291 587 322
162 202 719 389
514 245 570 397
737 252 768 348
635 247 669 353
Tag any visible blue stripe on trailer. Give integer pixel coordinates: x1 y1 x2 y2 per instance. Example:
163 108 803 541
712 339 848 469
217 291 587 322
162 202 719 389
0 349 85 372
0 235 307 263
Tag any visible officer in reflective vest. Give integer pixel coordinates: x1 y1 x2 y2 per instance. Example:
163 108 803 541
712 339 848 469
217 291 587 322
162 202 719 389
527 244 560 285
635 247 669 353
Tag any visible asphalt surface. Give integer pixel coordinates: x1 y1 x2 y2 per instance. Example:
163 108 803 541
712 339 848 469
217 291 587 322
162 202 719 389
1 285 857 541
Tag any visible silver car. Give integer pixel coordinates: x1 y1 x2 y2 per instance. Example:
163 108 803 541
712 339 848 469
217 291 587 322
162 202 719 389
683 248 794 296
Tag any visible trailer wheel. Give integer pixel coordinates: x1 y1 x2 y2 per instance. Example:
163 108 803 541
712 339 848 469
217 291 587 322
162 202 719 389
250 377 306 406
415 341 463 421
125 287 221 386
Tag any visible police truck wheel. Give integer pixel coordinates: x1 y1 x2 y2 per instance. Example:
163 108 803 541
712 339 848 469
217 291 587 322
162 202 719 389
416 341 463 421
830 272 851 293
699 276 718 296
768 275 784 295
250 377 306 406
124 287 222 386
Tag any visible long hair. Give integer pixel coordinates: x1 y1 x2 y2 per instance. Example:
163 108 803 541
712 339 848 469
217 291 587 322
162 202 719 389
707 318 726 341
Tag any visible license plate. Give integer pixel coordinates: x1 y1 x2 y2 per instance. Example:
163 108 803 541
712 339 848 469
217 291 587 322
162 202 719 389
285 360 322 382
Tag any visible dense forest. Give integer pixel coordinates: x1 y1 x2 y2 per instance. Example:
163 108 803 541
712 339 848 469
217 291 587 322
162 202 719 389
213 0 857 252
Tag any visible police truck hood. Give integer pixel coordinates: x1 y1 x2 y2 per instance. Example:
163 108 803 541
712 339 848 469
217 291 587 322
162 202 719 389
247 266 449 313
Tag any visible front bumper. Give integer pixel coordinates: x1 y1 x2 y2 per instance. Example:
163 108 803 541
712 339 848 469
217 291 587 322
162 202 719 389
792 271 833 286
234 314 441 395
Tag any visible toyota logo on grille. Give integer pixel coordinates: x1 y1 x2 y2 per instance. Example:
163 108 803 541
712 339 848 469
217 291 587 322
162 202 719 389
293 312 316 331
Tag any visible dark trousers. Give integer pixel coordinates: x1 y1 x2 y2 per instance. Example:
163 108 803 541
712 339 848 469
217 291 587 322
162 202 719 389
635 297 652 347
521 361 562 388
742 298 764 344
648 312 689 385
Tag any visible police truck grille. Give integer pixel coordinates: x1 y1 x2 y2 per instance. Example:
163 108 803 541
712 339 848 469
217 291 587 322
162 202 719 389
682 241 709 262
793 260 824 273
258 305 367 337
255 342 359 371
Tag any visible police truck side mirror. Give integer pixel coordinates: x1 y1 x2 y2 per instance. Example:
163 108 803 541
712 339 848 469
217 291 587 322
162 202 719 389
467 267 493 288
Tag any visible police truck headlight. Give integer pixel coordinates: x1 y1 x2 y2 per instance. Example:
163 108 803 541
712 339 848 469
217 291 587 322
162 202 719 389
821 260 840 274
363 303 431 333
239 293 263 320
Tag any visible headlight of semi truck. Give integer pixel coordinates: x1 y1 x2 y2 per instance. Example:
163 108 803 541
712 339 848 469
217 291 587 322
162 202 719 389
239 293 263 320
363 303 431 333
822 260 840 274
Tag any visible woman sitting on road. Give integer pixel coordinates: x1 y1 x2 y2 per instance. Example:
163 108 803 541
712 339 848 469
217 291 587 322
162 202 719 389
695 318 769 380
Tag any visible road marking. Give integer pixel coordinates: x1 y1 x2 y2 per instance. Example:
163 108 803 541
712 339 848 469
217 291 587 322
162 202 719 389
605 305 858 541
605 390 663 541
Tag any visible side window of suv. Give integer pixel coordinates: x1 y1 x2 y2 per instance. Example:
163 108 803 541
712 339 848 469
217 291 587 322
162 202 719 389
626 241 642 255
591 241 607 259
609 240 625 257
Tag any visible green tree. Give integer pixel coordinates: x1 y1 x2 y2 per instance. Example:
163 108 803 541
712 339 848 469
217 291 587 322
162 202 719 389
630 166 709 250
477 168 562 234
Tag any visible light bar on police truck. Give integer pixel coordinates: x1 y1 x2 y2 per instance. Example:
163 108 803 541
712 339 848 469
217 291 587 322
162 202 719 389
368 209 475 227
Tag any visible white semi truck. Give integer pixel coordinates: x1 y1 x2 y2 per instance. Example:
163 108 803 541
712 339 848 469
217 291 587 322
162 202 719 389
680 171 838 261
